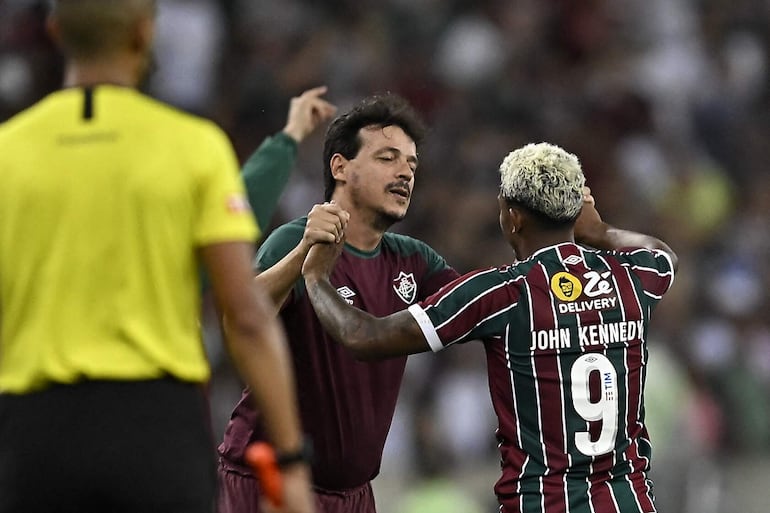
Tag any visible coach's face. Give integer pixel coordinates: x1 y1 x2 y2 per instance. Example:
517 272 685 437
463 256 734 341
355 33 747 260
330 125 417 230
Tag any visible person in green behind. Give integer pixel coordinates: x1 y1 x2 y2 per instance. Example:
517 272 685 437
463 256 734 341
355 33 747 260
0 1 317 512
242 86 337 233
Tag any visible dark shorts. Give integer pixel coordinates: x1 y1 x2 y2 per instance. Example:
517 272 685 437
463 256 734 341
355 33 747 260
0 379 216 513
217 459 377 513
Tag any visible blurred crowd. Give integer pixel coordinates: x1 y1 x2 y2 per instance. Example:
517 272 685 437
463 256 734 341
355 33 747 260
3 0 770 511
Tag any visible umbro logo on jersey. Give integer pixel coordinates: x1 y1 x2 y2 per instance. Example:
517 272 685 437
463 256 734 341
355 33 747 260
563 255 583 265
336 286 356 305
393 272 417 304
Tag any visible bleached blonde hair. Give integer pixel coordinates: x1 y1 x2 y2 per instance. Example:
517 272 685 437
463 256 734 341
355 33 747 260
499 142 585 223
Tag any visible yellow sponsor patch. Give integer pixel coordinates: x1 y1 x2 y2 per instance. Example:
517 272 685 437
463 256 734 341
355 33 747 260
550 272 582 302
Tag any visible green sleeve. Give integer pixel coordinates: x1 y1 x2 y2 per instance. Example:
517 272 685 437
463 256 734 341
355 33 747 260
254 217 309 300
255 217 306 271
241 132 298 233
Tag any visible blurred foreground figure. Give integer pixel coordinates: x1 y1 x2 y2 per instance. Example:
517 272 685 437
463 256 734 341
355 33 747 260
0 1 314 512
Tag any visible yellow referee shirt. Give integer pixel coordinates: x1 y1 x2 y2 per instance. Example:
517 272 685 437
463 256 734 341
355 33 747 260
0 85 259 393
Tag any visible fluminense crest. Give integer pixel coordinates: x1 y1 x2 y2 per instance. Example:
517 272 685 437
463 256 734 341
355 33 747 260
392 272 417 304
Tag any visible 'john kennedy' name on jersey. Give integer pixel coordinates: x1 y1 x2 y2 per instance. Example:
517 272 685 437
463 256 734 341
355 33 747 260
530 268 639 352
529 320 645 352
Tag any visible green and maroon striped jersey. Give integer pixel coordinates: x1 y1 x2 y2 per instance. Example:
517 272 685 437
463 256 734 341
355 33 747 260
408 242 675 513
219 217 459 491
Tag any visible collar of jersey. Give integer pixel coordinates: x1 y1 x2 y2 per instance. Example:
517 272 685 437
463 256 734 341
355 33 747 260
528 242 578 260
343 242 382 259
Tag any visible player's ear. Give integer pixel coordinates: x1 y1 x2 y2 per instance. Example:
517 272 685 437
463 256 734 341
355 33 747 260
132 14 155 54
508 205 525 234
45 13 63 49
498 195 518 240
330 154 348 182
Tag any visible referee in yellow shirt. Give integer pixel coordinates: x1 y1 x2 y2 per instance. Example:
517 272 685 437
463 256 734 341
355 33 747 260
0 1 323 512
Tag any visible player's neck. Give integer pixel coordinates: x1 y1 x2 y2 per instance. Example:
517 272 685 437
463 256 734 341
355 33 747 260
342 218 385 252
329 195 391 252
513 231 575 260
63 54 142 89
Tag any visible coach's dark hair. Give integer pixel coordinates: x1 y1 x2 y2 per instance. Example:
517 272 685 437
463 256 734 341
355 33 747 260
322 93 426 202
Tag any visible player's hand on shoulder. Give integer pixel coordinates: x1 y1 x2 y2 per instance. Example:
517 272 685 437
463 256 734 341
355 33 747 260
574 186 607 245
283 86 337 144
302 202 349 248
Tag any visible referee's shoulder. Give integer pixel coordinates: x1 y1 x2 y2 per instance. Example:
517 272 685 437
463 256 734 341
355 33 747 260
0 96 51 138
134 92 224 137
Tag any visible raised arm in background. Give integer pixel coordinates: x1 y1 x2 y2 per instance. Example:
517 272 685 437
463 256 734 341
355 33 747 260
243 87 336 231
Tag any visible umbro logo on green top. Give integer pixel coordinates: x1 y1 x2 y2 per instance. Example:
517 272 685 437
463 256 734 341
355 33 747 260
393 272 417 305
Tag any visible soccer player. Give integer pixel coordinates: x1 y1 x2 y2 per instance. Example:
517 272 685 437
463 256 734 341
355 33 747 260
217 94 460 513
302 142 679 513
0 1 314 512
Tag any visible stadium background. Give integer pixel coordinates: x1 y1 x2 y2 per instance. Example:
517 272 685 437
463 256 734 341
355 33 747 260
2 1 769 511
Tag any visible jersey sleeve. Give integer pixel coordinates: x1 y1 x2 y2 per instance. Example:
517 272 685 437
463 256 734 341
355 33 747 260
415 241 460 298
240 132 298 234
194 124 259 245
408 268 517 352
613 248 675 301
253 219 307 306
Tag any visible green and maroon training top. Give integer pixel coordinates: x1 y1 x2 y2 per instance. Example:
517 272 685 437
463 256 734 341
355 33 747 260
220 217 458 491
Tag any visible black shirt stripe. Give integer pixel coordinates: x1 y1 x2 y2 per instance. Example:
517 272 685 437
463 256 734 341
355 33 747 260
82 87 94 121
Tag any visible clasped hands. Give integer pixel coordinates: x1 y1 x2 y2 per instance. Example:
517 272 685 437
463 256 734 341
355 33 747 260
301 202 349 281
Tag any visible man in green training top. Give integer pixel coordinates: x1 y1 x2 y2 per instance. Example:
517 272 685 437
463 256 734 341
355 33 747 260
218 93 460 513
